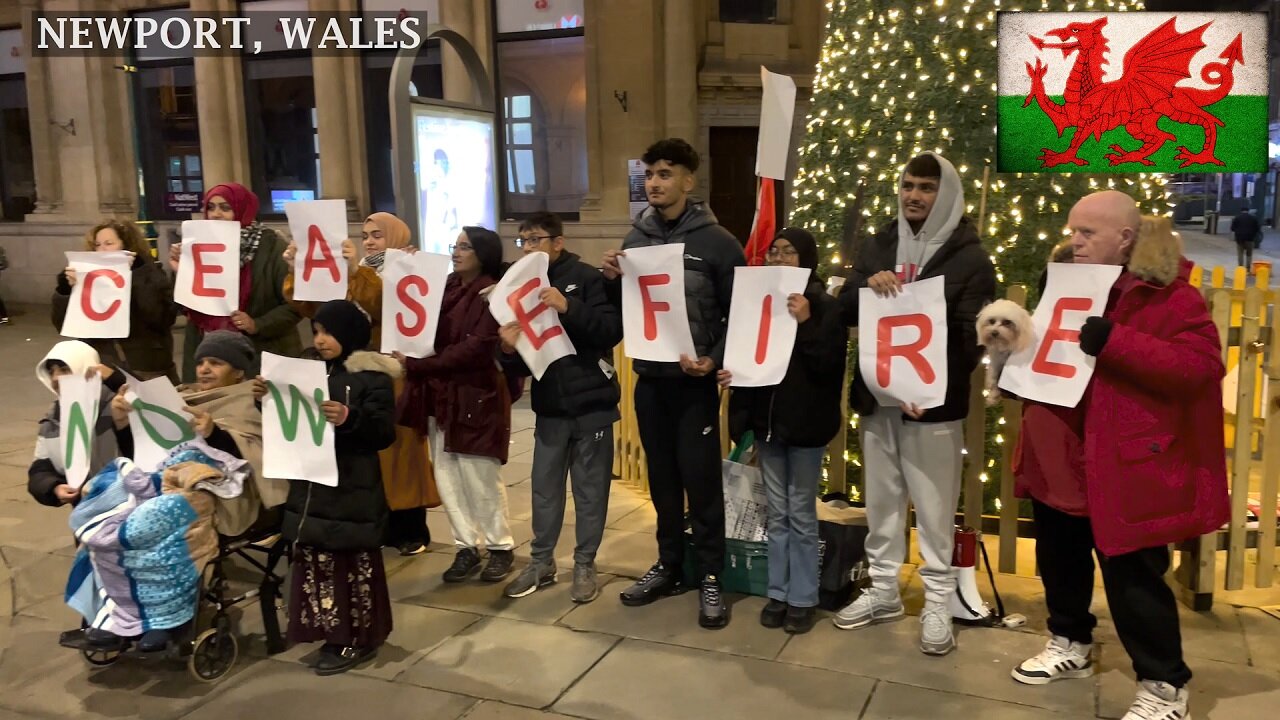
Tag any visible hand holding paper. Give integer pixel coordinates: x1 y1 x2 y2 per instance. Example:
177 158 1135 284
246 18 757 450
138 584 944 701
286 199 350 302
723 266 811 387
175 220 241 316
618 244 696 362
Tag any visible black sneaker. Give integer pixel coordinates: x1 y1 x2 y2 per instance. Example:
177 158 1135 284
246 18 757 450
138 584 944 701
443 547 482 582
760 599 787 628
398 541 428 556
480 549 515 582
698 574 729 629
784 605 816 635
619 562 687 606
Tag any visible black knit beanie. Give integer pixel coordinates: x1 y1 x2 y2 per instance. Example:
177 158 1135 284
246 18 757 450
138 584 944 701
463 226 505 280
313 300 372 360
194 330 257 374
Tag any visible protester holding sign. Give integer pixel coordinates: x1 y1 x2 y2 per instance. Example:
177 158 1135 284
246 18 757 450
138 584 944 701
52 220 177 381
601 138 745 629
1011 198 1228 720
170 183 301 382
833 153 995 656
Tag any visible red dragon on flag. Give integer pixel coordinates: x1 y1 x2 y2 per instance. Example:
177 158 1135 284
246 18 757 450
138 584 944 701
1022 16 1244 169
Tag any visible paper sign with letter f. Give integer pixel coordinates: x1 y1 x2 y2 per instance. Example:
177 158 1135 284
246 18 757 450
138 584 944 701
723 266 812 386
618 243 697 362
175 220 241 317
487 252 576 380
260 353 339 487
857 276 949 409
286 199 350 303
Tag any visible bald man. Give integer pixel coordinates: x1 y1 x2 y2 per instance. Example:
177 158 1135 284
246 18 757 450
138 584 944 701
1010 191 1228 720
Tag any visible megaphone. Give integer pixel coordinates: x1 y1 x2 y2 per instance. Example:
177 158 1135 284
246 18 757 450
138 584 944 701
949 525 998 625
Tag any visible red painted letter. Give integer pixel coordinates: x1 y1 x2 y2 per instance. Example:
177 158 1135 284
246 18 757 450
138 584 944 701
1031 297 1092 379
395 275 428 336
302 225 340 283
191 243 227 298
754 294 773 365
637 274 671 341
80 269 124 321
507 278 564 351
875 313 935 387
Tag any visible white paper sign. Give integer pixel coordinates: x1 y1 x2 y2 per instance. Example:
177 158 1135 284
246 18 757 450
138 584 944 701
999 263 1124 408
756 67 797 181
58 373 103 489
61 251 133 339
487 252 577 380
260 353 338 487
724 266 812 387
380 249 453 358
122 371 196 471
619 244 697 362
286 199 350 302
175 220 240 316
857 276 949 409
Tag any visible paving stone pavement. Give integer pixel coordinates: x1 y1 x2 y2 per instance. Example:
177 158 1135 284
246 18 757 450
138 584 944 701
1 311 1279 720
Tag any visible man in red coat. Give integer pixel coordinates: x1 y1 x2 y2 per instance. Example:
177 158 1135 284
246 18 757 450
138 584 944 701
1010 191 1229 720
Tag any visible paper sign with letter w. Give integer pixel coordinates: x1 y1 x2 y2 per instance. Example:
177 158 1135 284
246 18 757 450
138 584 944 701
260 352 338 486
857 276 949 409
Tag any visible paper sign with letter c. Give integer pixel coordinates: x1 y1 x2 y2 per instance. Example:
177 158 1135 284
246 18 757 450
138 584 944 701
61 251 133 339
175 220 241 316
723 265 812 386
380 248 452 358
857 275 949 409
618 243 697 362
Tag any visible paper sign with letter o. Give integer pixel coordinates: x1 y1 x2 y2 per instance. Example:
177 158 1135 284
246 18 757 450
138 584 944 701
487 252 576 380
618 243 697 362
285 199 349 303
61 251 132 339
260 353 338 487
380 249 452 358
58 373 102 489
999 263 1123 408
723 266 812 387
120 370 196 471
857 275 949 409
175 220 240 316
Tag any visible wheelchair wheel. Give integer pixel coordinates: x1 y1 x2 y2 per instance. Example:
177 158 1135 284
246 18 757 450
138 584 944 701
81 646 122 667
187 625 237 683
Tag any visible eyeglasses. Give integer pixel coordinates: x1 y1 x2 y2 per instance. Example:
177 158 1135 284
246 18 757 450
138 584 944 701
449 242 474 253
514 235 554 248
767 247 799 258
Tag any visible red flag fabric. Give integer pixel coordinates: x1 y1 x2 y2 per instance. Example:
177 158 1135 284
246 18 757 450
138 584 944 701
744 178 775 266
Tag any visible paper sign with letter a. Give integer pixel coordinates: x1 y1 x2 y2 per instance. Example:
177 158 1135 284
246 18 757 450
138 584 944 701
61 251 132 339
286 199 349 302
619 244 697 362
260 353 338 487
723 266 812 387
999 263 1123 407
857 276 949 409
175 220 240 316
380 249 452 358
58 373 102 489
488 252 576 380
121 371 195 471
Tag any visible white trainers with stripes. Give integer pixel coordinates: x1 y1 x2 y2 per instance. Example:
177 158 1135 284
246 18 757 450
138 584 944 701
1121 680 1189 720
1011 635 1094 685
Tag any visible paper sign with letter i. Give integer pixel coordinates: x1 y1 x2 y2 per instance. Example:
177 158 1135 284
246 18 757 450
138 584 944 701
380 249 453 358
723 266 811 387
999 263 1123 408
286 199 349 302
58 373 102 489
488 252 576 380
61 251 133 339
175 220 240 316
260 352 338 487
618 244 697 362
121 371 196 471
857 276 949 409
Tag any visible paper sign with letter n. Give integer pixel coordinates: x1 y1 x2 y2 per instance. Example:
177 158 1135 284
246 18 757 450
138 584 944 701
618 243 697 362
487 251 576 380
175 220 240 316
857 276 949 409
61 251 132 339
380 249 452 358
999 263 1123 407
286 199 349 302
121 371 196 471
58 373 102 489
260 353 338 487
723 266 812 387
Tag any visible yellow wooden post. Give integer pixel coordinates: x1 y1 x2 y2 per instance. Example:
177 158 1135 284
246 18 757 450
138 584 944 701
1256 290 1280 588
997 284 1027 574
1226 288 1262 590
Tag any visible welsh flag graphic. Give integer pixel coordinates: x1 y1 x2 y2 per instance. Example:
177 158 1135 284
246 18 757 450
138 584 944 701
997 12 1268 173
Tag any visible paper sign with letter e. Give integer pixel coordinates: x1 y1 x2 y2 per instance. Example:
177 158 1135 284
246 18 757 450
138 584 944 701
857 276 949 409
380 249 452 358
121 371 195 471
999 263 1123 407
260 353 338 487
175 220 240 316
61 251 132 339
723 266 812 387
488 252 576 380
619 244 697 362
286 199 349 302
58 373 102 489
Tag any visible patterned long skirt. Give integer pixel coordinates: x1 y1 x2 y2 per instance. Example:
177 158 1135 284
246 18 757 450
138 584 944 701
287 545 393 649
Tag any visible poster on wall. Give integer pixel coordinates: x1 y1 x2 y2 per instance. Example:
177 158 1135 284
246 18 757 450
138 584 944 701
628 159 647 220
413 105 496 256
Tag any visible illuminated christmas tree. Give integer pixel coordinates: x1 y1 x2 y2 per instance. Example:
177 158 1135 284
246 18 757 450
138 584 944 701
791 0 1170 512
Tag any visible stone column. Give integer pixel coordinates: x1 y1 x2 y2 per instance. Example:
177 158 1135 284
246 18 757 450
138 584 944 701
438 0 477 104
310 0 362 218
21 1 62 217
191 0 251 188
662 0 698 143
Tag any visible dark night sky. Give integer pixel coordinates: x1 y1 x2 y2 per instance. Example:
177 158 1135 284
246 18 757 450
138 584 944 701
1142 0 1270 10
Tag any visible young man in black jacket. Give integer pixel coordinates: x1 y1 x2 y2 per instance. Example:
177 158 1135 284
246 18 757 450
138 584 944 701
602 138 746 629
499 212 624 604
832 153 995 655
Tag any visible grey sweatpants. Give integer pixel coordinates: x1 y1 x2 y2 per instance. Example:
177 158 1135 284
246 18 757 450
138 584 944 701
529 416 614 566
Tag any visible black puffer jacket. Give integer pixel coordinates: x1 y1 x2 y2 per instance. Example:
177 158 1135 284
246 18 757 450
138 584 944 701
501 251 623 423
282 350 399 551
729 280 849 448
610 199 745 378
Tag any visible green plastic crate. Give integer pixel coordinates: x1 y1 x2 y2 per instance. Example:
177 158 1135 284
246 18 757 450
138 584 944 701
683 533 769 597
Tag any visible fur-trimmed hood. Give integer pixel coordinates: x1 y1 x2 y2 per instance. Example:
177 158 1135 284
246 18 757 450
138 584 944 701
1127 217 1185 287
343 350 404 379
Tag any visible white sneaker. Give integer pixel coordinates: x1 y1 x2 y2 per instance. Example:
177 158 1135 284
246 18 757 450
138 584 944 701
1012 635 1095 685
833 587 904 630
1121 681 1189 720
919 601 955 655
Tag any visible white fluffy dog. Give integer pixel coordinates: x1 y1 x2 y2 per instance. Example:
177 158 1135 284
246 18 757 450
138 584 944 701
976 299 1034 405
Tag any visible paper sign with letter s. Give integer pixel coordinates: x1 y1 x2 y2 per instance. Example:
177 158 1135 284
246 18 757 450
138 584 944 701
58 373 103 489
260 353 338 487
999 263 1123 407
61 251 132 339
120 371 196 471
175 220 240 316
380 249 452 358
723 266 812 387
286 199 349 302
857 276 949 409
488 251 576 380
618 244 697 362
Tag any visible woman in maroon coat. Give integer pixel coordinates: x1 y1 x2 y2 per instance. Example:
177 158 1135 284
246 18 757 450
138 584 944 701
394 227 515 584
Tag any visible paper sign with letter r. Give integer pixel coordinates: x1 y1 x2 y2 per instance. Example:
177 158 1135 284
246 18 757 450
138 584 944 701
618 243 697 362
260 352 338 487
857 276 949 409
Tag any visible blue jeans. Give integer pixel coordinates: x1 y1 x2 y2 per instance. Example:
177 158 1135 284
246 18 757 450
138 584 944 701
757 440 823 608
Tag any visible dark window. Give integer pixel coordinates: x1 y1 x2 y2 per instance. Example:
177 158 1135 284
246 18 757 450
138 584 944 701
243 54 319 215
133 63 204 220
363 43 443 214
719 0 777 24
0 74 34 221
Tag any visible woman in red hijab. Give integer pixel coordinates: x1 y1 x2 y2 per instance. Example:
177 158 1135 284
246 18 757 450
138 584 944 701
169 183 302 381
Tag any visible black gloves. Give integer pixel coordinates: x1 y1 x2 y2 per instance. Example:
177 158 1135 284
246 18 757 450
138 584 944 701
1078 316 1113 357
